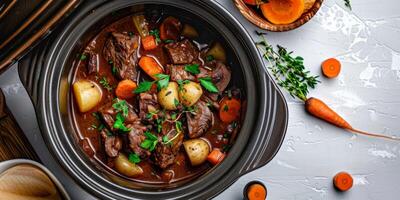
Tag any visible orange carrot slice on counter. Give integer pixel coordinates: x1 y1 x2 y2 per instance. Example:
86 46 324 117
138 56 163 79
115 79 137 99
322 58 341 78
260 0 305 25
333 172 353 192
247 183 267 200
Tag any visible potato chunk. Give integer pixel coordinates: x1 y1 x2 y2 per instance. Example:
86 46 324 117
73 80 102 112
183 138 211 166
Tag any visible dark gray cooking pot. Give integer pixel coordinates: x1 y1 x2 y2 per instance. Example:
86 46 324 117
18 0 288 199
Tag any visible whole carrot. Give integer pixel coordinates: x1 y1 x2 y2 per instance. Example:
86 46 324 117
256 34 399 141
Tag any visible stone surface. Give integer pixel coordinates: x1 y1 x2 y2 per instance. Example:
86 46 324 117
217 0 400 199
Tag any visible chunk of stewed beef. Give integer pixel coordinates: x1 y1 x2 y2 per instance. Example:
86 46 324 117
164 39 199 64
98 101 139 132
186 101 214 138
100 130 122 158
139 92 160 122
197 60 231 92
154 122 184 169
166 64 196 81
127 123 151 158
103 32 139 81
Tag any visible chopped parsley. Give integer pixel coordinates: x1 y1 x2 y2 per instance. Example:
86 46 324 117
113 113 131 132
177 79 190 91
175 121 183 132
154 74 170 91
163 39 174 44
206 55 214 62
149 29 161 44
112 99 129 117
92 112 100 120
184 63 200 75
146 110 159 119
128 153 141 164
174 98 179 107
140 131 158 151
134 81 154 93
223 104 229 112
79 53 87 61
199 77 219 93
99 77 113 91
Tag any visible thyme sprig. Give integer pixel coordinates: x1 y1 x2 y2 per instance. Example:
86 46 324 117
256 34 319 102
344 0 351 10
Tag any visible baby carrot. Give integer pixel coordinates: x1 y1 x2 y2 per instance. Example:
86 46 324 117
333 172 353 192
115 79 137 99
305 97 400 141
207 148 226 165
321 58 341 78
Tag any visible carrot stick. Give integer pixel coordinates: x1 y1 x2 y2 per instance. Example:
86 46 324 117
305 97 400 141
115 79 137 99
322 58 341 78
207 148 225 165
142 35 157 51
138 56 163 79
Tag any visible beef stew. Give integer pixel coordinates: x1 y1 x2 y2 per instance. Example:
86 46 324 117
70 11 245 184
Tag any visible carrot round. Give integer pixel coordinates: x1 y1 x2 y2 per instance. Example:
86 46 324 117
322 58 341 78
247 183 267 200
219 97 241 123
142 35 157 51
333 172 353 192
138 56 163 79
207 148 226 165
260 0 305 25
115 79 137 99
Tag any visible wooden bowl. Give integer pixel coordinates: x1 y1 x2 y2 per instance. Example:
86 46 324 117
234 0 323 32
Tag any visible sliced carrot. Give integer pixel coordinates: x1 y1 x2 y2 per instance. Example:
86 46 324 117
115 79 137 99
333 172 353 192
260 0 305 25
219 97 241 123
142 35 157 51
138 56 163 79
247 183 267 200
322 58 341 78
207 148 225 165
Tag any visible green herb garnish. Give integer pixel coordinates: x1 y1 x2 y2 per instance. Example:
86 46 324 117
164 39 175 44
184 64 200 75
199 77 219 93
134 81 154 93
154 74 170 91
113 113 131 132
149 29 161 44
206 55 214 62
128 153 141 164
99 77 113 91
256 36 319 102
112 99 129 117
344 0 351 10
223 105 229 112
140 131 158 151
80 53 87 61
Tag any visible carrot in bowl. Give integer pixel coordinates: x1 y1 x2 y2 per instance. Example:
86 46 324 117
260 0 305 25
115 79 137 100
246 183 267 200
219 97 241 123
321 58 341 78
138 56 163 79
333 172 353 192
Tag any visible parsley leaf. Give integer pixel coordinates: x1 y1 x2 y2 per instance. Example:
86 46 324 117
175 121 183 132
144 131 158 141
174 98 179 107
112 99 129 117
184 64 200 75
134 81 154 93
80 53 87 61
128 153 141 164
99 77 113 91
113 113 131 132
199 77 219 93
149 29 161 44
140 131 158 151
206 55 214 62
154 74 170 91
162 135 170 144
223 104 229 112
163 39 174 44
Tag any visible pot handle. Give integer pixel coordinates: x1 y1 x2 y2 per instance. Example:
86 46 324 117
238 86 288 176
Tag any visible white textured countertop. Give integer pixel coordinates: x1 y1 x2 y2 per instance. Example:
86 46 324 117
217 0 400 199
